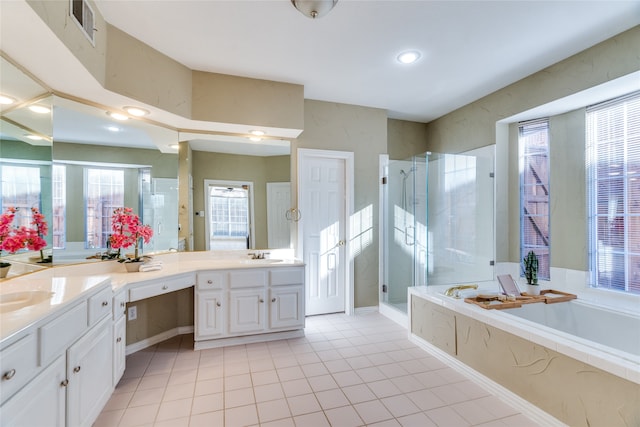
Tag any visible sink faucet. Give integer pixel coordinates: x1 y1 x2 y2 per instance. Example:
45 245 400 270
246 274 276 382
248 251 269 260
444 284 478 298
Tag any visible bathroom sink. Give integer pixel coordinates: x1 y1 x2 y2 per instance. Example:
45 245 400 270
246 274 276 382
0 290 54 314
241 259 283 264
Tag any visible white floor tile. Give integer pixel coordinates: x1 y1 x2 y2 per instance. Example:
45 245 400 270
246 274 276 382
286 393 322 416
324 405 364 427
353 399 394 424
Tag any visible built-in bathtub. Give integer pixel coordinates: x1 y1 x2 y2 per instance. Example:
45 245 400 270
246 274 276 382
409 285 640 427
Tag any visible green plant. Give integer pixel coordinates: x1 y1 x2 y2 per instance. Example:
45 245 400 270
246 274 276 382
523 250 539 285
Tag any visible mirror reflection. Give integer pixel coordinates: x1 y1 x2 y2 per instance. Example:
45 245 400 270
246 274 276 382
182 133 291 251
51 96 179 265
0 56 53 277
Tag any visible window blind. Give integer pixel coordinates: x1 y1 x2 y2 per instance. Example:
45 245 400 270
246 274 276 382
587 91 640 294
519 118 551 280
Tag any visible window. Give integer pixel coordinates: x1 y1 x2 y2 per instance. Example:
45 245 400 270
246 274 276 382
85 168 124 249
519 119 551 280
1 164 41 228
52 164 66 249
587 92 640 294
208 185 250 250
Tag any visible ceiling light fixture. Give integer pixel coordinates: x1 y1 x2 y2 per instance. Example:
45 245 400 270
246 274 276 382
107 126 120 132
123 106 149 117
28 104 51 114
0 95 16 105
25 134 44 141
107 111 129 121
249 137 262 142
250 130 265 136
291 0 338 19
169 144 180 150
397 50 421 65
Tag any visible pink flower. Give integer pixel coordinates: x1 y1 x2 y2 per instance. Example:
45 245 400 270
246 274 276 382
0 207 49 259
109 207 154 260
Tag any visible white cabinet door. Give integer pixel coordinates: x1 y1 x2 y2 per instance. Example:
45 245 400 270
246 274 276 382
0 355 66 427
113 315 126 387
67 316 113 427
196 290 225 339
270 285 305 330
229 288 267 334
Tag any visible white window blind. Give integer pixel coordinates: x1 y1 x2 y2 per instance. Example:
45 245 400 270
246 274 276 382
85 168 124 249
52 164 66 249
519 119 551 280
587 91 640 294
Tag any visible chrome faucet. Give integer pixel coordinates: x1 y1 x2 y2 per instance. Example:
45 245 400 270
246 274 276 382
248 251 269 260
444 284 478 298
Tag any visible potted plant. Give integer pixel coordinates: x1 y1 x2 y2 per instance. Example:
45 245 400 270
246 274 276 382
0 207 48 278
109 207 153 272
523 250 539 295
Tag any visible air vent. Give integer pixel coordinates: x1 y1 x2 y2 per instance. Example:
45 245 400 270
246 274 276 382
70 0 95 45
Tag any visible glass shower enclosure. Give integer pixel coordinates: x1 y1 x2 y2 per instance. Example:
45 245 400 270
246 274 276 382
382 148 495 313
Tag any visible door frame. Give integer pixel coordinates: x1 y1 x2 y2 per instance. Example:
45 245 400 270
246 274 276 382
203 179 255 251
297 148 355 315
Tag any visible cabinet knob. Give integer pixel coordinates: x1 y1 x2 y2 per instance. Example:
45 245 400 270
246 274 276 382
162 285 168 290
116 337 122 343
102 301 109 307
120 302 126 307
207 279 213 284
73 366 81 373
271 298 276 303
3 369 16 381
216 302 221 307
60 379 69 387
259 299 264 303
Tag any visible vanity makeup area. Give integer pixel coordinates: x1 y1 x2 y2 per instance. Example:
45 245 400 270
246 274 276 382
0 55 302 426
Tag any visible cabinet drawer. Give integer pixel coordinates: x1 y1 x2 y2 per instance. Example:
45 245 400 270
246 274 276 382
40 301 88 366
88 286 112 326
270 267 304 286
129 274 194 301
197 271 228 290
0 333 38 404
112 290 127 320
229 270 267 288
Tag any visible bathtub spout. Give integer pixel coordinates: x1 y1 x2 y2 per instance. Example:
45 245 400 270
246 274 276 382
444 284 478 298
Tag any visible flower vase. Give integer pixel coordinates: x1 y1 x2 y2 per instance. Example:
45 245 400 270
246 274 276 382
124 261 143 273
0 264 10 278
526 284 540 295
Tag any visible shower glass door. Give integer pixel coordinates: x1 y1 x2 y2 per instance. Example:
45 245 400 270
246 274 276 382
383 154 428 312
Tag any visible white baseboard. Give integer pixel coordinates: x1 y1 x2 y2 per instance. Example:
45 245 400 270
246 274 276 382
194 329 304 350
410 333 567 427
353 306 378 315
125 325 194 355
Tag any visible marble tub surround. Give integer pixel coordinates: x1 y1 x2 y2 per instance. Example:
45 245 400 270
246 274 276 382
409 286 640 427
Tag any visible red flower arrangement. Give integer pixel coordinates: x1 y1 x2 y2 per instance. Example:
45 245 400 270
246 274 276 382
0 206 48 266
109 207 153 262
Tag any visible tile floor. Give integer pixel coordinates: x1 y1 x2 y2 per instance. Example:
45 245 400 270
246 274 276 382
94 312 540 427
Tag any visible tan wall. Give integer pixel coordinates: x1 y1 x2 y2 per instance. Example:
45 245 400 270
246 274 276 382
192 152 290 251
178 141 193 250
192 72 304 131
387 118 429 160
297 100 387 308
426 25 640 266
411 296 640 427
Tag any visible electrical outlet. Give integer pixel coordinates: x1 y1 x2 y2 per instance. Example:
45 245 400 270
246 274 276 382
128 306 137 321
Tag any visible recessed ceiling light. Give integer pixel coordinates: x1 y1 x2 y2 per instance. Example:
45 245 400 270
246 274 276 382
107 111 129 121
107 126 120 132
25 134 44 141
249 137 262 142
0 95 16 105
397 50 421 64
29 104 51 114
250 130 265 136
169 144 180 150
124 106 149 117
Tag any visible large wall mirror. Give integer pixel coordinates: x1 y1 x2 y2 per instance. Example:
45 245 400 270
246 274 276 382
182 132 291 252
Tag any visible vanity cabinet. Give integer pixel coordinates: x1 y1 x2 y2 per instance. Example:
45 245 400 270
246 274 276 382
195 266 305 349
112 290 127 386
0 283 113 427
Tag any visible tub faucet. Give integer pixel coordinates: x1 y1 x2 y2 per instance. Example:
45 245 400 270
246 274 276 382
444 284 478 298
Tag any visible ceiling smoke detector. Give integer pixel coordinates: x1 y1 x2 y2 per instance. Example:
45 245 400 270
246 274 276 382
291 0 338 19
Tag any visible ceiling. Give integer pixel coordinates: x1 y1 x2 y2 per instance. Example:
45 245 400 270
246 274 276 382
94 0 640 123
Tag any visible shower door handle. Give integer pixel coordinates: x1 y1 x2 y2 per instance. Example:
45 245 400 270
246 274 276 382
405 226 415 246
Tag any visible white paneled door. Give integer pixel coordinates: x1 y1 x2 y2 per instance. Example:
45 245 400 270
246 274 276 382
299 150 352 316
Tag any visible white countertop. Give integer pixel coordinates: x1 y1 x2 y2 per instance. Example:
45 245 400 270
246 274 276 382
0 250 303 346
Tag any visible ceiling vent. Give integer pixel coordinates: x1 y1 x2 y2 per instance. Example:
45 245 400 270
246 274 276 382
70 0 95 45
